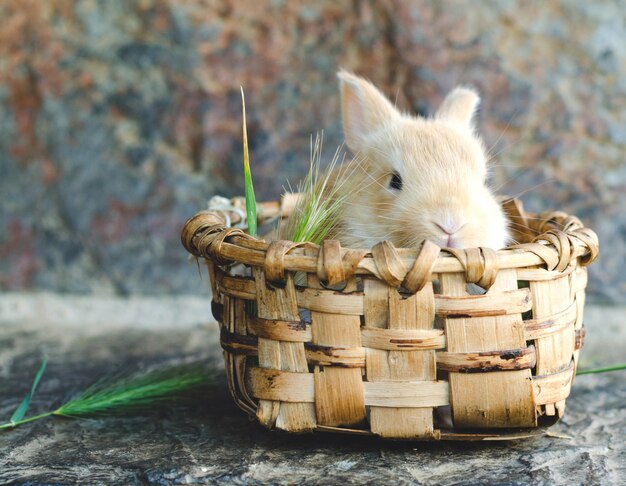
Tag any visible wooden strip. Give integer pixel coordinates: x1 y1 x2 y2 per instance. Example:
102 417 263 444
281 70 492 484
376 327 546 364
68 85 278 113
436 345 536 373
438 429 544 441
222 297 242 412
264 240 304 283
186 198 592 275
189 232 593 276
315 425 373 436
436 288 531 317
361 327 446 351
441 270 537 429
313 426 547 441
516 262 576 281
219 276 532 318
217 283 255 300
230 298 257 412
530 274 574 417
247 316 312 342
307 262 366 427
255 334 280 425
364 381 449 408
220 328 258 356
248 367 315 403
253 268 317 432
304 344 366 368
221 296 258 417
297 288 364 315
369 246 589 275
249 369 450 408
206 260 221 301
572 266 587 378
533 365 574 405
317 240 346 286
575 327 585 350
402 240 441 293
218 276 532 318
218 272 256 300
363 279 394 434
229 354 257 415
364 278 439 438
380 284 438 437
371 241 406 287
572 265 588 294
523 301 577 340
312 351 366 425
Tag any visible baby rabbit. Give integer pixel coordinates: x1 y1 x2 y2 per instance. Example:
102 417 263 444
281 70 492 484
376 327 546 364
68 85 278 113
333 71 509 251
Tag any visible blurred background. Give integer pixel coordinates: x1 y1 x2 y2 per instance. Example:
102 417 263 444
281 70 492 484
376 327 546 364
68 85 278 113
0 0 623 303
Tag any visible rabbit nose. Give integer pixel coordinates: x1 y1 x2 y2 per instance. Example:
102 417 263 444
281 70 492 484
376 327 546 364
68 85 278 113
434 221 467 235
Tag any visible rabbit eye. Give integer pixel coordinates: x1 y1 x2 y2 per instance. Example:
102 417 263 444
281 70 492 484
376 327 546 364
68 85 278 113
389 171 403 190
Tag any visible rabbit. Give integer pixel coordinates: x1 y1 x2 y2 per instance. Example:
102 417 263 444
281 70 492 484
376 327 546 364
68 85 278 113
331 71 510 251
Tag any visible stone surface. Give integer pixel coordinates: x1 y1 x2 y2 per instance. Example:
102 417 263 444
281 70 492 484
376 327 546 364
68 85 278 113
0 294 624 484
0 0 623 301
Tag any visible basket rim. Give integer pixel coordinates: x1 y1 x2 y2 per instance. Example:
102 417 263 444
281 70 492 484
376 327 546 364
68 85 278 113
181 194 599 291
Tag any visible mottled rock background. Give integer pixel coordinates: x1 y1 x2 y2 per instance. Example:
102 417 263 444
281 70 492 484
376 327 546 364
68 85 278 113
0 0 623 302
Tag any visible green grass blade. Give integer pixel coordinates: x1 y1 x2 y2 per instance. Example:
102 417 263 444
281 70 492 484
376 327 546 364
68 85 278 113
241 87 257 237
576 363 626 375
9 356 48 425
53 363 214 417
0 411 55 430
2 362 216 430
286 134 360 245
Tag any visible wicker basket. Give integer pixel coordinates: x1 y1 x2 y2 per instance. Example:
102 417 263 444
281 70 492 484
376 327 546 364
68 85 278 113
181 195 598 440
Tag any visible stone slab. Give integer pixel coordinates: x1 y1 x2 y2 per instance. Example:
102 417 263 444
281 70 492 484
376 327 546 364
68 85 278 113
0 294 624 484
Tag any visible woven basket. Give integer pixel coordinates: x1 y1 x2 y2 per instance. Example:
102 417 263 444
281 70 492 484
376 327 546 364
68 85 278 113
181 194 598 440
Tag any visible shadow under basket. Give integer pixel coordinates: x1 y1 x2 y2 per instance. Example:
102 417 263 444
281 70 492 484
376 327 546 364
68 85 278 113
181 195 599 441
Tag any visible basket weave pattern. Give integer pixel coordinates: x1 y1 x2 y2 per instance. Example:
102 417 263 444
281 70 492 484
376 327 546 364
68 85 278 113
182 196 599 440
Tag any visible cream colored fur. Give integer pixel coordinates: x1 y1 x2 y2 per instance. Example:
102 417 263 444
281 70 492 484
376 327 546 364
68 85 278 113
333 71 509 251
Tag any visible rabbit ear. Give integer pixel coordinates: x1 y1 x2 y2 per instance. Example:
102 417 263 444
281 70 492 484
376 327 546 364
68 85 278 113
435 86 480 128
338 71 400 153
